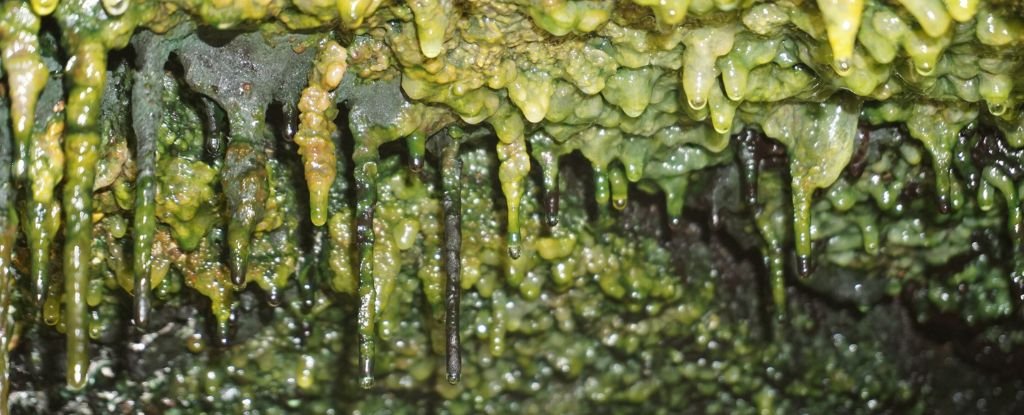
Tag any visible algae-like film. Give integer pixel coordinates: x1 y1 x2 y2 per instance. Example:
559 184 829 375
1 0 1024 413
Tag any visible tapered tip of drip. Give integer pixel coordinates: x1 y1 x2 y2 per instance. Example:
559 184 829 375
507 232 522 259
214 332 231 347
834 58 851 76
67 364 89 391
796 255 812 277
215 316 234 347
668 216 685 233
545 215 559 227
133 309 149 331
409 156 424 173
300 282 316 313
988 102 1006 116
937 195 951 214
914 62 934 77
544 193 559 227
688 97 706 110
266 287 282 307
229 257 248 287
34 289 46 309
359 375 375 389
447 372 461 384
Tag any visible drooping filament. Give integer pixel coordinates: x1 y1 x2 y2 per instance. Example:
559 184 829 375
440 133 462 384
752 171 788 323
760 97 861 277
3 2 52 312
62 41 109 390
130 35 169 328
26 114 63 308
355 158 379 389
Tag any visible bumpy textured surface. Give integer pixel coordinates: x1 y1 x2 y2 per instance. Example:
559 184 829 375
1 0 1024 413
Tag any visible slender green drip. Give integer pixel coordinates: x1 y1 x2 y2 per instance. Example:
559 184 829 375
129 34 171 328
62 42 108 391
355 159 378 389
407 132 425 173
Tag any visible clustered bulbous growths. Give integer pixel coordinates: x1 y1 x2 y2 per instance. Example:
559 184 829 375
1 0 1024 413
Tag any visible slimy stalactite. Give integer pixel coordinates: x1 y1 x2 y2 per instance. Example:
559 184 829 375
0 75 18 414
354 155 379 389
407 0 450 59
982 166 1023 277
680 24 737 111
759 96 861 277
817 0 864 75
53 0 140 389
129 31 171 328
491 104 528 259
337 0 386 28
3 0 1024 410
440 129 462 384
61 40 108 390
26 112 63 309
897 0 952 37
1 3 51 320
528 132 570 227
735 128 761 207
223 142 270 287
295 40 346 227
0 1 48 181
867 101 977 213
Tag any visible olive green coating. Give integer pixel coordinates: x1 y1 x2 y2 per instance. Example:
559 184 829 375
2 0 1024 413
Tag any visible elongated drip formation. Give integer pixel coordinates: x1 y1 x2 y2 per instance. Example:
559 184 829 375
0 65 17 414
129 29 173 328
354 155 378 389
0 0 1024 411
440 128 462 384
